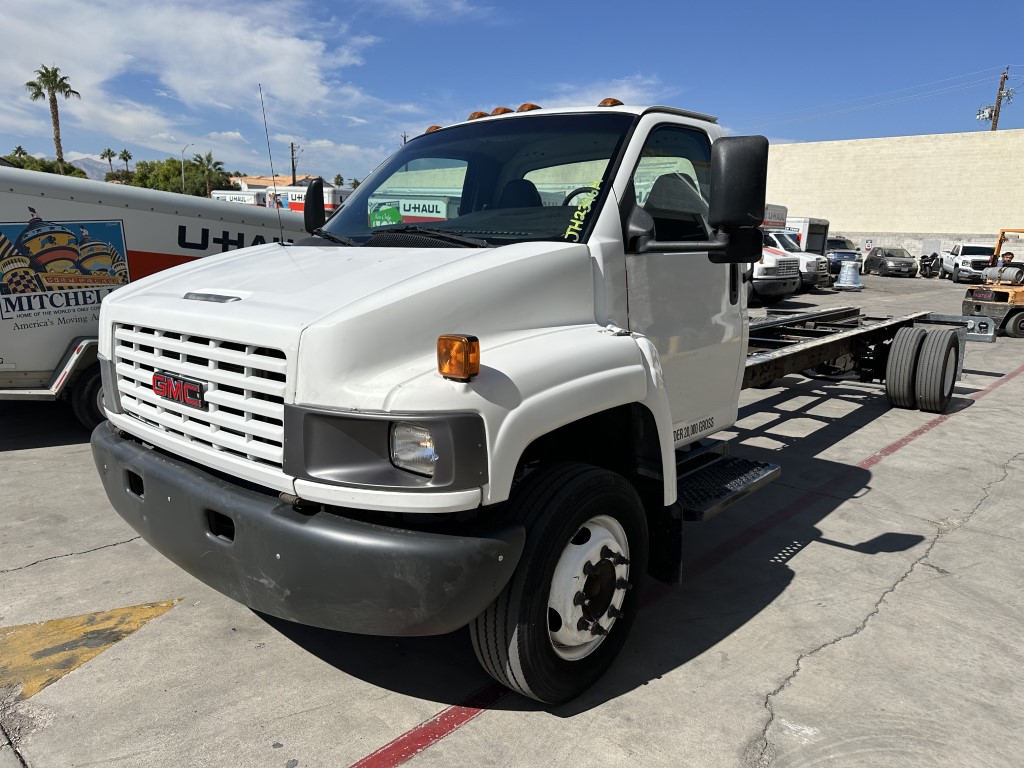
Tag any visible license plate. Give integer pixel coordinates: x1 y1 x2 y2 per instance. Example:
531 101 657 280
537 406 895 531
152 371 208 410
900 267 908 272
972 290 994 302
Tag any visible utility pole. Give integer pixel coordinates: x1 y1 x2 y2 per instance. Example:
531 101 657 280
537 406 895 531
290 142 301 184
401 131 409 145
991 66 1009 131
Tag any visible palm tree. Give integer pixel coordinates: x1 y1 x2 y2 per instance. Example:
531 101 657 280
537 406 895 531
25 65 81 174
192 150 224 197
12 146 28 159
333 174 344 187
118 148 132 173
100 147 115 174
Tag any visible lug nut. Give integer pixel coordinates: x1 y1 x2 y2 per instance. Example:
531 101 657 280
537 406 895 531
601 546 630 566
616 578 633 591
607 606 625 619
583 561 599 576
590 623 608 636
573 591 590 607
577 617 591 631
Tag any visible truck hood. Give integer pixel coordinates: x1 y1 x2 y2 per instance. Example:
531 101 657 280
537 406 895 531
102 240 598 409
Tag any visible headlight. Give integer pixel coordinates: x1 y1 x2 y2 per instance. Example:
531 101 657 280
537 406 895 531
961 259 970 267
761 266 778 276
390 423 437 477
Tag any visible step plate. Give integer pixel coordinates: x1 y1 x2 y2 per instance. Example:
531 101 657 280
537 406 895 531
678 455 781 521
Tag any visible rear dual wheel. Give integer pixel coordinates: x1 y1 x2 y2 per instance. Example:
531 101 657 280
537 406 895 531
470 463 648 704
885 327 960 413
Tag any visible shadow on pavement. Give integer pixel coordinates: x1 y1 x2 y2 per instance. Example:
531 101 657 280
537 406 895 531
260 373 930 714
0 400 90 451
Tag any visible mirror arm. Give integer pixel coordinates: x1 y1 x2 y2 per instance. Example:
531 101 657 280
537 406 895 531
637 231 730 254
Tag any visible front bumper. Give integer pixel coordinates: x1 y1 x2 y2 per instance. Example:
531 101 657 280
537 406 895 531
753 276 800 296
91 422 524 636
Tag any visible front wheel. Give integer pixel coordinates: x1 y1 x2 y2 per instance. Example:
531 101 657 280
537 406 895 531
1005 312 1024 339
470 463 648 704
953 266 961 283
71 365 105 431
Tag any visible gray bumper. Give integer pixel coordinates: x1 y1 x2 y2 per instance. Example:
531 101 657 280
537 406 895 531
91 422 524 636
754 277 800 296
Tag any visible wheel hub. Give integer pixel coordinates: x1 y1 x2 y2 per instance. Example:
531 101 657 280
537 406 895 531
547 515 631 661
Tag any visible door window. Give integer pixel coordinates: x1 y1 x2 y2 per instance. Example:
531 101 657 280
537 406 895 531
630 125 712 244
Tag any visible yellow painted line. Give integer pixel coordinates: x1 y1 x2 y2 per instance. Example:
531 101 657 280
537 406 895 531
0 600 178 700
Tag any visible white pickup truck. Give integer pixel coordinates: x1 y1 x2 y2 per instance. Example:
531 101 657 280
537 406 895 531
939 242 996 283
90 101 983 704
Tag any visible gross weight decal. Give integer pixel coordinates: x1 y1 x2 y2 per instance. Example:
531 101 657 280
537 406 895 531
673 416 715 442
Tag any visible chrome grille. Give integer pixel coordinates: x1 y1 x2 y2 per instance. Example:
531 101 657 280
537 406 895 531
971 259 989 271
777 258 800 278
113 324 287 468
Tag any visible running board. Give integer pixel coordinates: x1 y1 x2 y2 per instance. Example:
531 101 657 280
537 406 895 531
676 454 781 522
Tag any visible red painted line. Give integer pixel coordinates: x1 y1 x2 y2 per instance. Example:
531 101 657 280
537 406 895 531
348 685 509 768
348 357 1024 768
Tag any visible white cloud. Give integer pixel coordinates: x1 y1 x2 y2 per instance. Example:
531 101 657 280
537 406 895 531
544 75 673 109
209 131 248 143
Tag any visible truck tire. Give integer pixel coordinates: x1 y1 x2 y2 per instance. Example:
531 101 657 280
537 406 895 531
885 327 927 409
915 328 960 414
1005 312 1024 339
470 463 648 704
71 365 105 431
953 266 961 283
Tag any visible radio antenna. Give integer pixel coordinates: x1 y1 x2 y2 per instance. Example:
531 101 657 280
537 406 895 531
259 84 285 244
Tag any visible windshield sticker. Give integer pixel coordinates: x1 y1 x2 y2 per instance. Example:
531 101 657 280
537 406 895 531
369 200 402 228
562 181 602 242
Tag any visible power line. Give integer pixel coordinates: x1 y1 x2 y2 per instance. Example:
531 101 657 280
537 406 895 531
739 78 995 131
743 67 1007 124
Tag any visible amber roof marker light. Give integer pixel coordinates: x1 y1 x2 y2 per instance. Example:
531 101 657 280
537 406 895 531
516 103 542 112
598 98 623 107
437 335 481 382
467 111 489 120
491 107 514 115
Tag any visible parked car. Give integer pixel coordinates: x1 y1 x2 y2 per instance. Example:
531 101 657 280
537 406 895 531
939 243 996 283
863 247 919 277
826 235 859 252
826 249 862 276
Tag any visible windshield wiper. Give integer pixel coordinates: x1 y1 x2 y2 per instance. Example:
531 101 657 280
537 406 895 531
376 225 488 248
312 228 358 246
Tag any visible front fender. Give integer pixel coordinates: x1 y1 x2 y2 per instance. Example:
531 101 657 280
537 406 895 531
383 325 650 505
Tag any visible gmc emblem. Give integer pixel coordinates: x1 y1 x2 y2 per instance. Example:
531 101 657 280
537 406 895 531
152 371 207 410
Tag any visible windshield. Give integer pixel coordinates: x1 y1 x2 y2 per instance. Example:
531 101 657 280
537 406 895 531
318 113 636 247
962 245 995 257
772 233 803 252
883 248 912 260
828 237 856 250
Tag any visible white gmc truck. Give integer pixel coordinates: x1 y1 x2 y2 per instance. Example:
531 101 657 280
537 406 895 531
91 102 985 704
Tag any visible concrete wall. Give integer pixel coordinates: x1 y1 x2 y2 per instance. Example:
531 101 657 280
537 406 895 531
766 128 1024 254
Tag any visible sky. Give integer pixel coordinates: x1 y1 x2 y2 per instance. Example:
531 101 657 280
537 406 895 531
2 0 1022 184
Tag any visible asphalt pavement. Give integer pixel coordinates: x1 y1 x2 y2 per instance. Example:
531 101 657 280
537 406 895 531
2 272 1022 768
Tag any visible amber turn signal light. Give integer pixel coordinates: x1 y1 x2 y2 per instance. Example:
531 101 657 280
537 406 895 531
437 334 480 382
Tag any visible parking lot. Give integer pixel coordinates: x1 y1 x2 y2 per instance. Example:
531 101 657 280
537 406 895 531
2 273 1023 768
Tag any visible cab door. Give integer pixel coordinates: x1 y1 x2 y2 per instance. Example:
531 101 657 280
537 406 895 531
624 122 745 444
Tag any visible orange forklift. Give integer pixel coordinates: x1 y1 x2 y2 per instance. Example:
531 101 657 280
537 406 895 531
962 228 1024 338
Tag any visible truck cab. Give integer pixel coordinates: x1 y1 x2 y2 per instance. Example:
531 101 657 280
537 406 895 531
91 103 769 704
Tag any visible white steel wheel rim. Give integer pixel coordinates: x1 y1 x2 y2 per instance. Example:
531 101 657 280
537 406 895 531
547 514 631 662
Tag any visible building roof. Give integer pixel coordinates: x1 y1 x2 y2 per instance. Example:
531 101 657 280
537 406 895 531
232 174 322 190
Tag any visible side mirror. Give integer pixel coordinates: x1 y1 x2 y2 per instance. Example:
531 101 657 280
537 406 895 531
304 177 326 233
707 135 769 230
634 135 767 263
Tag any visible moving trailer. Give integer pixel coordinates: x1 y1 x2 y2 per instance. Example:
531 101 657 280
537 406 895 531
0 167 307 428
785 216 830 255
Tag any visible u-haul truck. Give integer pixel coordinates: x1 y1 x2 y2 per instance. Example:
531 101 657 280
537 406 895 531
0 167 307 428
